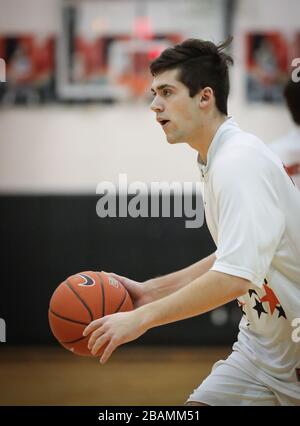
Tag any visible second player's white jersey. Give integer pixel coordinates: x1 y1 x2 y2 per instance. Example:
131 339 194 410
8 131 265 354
270 127 300 189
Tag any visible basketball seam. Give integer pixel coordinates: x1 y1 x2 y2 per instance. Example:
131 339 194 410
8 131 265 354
96 272 105 317
65 279 94 322
115 288 128 313
49 309 89 326
61 335 87 344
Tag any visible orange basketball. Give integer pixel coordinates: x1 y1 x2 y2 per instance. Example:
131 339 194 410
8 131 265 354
48 271 133 356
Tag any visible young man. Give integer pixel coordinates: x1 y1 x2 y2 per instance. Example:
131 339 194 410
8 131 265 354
83 39 300 406
270 78 300 188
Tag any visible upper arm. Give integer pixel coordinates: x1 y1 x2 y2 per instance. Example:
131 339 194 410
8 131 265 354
210 149 285 288
210 270 251 294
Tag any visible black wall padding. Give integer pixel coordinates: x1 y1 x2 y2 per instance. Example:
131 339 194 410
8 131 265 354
0 195 241 346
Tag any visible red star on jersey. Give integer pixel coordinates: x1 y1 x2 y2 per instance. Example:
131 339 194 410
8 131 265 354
260 283 280 314
284 163 300 176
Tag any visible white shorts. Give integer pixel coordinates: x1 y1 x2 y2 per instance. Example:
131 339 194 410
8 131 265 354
186 350 300 406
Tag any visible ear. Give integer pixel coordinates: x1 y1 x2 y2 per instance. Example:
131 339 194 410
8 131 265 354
198 87 214 109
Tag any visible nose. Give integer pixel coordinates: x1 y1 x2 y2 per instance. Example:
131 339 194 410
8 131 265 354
150 97 164 113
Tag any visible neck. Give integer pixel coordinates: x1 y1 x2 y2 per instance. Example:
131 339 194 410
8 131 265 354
188 114 228 164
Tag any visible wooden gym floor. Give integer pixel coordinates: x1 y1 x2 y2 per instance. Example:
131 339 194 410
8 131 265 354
0 345 231 406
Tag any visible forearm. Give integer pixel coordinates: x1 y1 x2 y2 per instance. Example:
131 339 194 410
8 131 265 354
142 252 216 302
138 271 250 330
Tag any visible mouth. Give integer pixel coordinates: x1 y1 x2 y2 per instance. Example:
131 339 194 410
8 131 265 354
158 119 171 129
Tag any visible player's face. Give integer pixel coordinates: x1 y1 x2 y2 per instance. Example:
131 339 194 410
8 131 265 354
150 69 202 145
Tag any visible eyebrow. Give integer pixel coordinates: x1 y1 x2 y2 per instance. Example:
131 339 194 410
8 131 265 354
150 84 176 94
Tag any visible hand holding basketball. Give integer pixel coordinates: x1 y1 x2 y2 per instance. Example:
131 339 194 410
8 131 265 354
83 308 149 364
105 272 153 308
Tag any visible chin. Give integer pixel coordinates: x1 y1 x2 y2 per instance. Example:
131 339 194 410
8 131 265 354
166 137 174 144
166 136 183 145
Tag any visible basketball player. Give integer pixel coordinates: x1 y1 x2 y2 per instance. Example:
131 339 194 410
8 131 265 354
270 78 300 188
83 38 300 406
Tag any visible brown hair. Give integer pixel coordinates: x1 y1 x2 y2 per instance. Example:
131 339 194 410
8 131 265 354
150 38 234 115
284 79 300 125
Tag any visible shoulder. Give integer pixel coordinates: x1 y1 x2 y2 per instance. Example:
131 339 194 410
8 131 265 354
213 132 271 175
210 132 283 196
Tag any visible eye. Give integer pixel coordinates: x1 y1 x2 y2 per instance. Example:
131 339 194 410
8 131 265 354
162 89 171 97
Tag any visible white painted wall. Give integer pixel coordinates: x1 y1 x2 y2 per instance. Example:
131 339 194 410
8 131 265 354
0 0 299 193
0 0 60 33
0 104 197 193
229 0 299 141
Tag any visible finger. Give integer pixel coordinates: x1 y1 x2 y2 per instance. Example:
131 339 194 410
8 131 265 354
88 327 105 350
83 318 103 336
100 339 118 364
91 334 110 356
106 272 128 282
